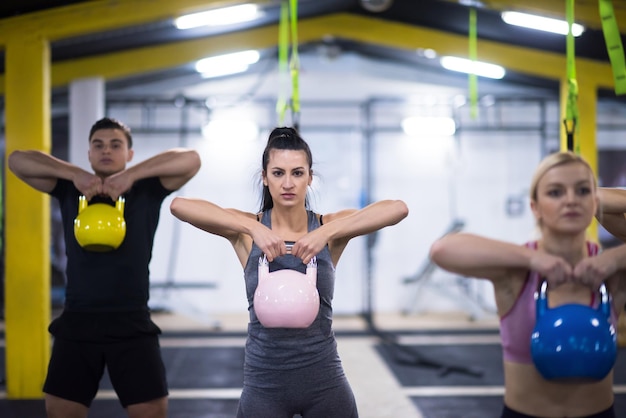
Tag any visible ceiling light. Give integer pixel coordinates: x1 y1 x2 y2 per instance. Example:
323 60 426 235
175 4 260 30
199 64 250 79
360 0 394 13
501 11 584 36
401 116 456 137
416 48 438 59
195 50 260 78
440 56 506 79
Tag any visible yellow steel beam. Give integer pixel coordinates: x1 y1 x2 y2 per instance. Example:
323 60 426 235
2 0 622 44
49 24 286 88
0 0 263 43
318 15 614 89
0 14 617 94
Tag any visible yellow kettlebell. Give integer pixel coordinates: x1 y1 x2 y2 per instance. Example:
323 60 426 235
73 195 126 252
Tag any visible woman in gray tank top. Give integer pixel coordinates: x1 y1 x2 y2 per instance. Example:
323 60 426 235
170 127 408 417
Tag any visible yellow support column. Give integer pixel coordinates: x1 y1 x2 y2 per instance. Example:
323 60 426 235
560 78 598 241
4 33 52 398
577 81 598 180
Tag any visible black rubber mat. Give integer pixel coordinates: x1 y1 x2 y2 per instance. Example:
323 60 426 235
0 398 240 418
375 342 504 385
412 395 505 418
376 342 626 418
99 346 245 389
0 400 46 418
412 394 626 418
376 342 626 386
0 345 244 418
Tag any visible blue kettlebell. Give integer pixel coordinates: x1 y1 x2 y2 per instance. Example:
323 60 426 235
530 280 617 382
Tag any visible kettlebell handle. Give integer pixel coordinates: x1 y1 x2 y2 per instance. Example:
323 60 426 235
78 195 125 213
599 282 611 318
259 254 317 269
535 280 549 318
535 279 611 318
258 241 317 269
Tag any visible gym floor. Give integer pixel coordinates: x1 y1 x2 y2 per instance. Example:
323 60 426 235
1 311 626 418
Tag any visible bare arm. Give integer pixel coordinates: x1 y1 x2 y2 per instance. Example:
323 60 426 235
596 188 626 242
597 212 626 243
8 150 102 197
429 232 573 286
104 148 201 199
169 197 285 266
573 243 626 289
598 187 626 213
292 199 409 265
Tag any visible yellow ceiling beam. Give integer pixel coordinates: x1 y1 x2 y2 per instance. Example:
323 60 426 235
49 24 288 88
0 13 616 94
0 0 266 43
311 14 614 88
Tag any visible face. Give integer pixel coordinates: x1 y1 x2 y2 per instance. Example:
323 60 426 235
263 149 312 208
88 128 133 176
530 162 598 235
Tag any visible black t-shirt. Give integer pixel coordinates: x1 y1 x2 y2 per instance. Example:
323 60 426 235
51 177 171 313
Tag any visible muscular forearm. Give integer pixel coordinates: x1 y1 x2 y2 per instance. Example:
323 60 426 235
598 188 626 214
9 150 85 181
429 233 532 277
598 212 626 243
8 150 89 193
170 197 257 238
601 244 626 272
323 199 408 241
125 148 200 186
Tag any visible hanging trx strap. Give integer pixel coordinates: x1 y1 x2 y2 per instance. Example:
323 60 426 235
468 7 478 120
289 0 301 131
276 1 290 125
563 0 580 154
275 0 301 131
599 0 626 95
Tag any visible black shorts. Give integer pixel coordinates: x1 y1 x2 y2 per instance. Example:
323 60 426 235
501 404 616 418
43 334 168 408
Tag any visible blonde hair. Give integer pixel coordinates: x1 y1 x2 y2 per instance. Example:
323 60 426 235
529 151 596 202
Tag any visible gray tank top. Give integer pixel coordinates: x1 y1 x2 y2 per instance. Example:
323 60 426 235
242 209 337 370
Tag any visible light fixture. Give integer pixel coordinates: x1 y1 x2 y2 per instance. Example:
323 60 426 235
401 116 456 137
440 56 506 79
195 50 260 78
175 4 260 30
360 0 394 12
501 11 584 36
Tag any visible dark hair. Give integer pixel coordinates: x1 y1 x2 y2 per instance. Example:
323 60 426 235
89 117 133 149
259 127 313 212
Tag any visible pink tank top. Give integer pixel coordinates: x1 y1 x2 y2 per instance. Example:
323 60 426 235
499 241 608 364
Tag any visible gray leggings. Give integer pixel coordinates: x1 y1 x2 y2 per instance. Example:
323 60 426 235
236 356 358 418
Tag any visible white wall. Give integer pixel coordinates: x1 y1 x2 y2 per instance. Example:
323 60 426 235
106 110 548 321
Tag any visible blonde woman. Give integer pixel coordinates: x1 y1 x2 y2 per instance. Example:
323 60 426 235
429 151 626 418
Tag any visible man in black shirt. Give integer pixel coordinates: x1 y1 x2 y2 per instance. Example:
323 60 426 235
8 117 201 418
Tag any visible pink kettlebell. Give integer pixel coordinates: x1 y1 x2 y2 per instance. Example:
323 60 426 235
254 252 320 328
